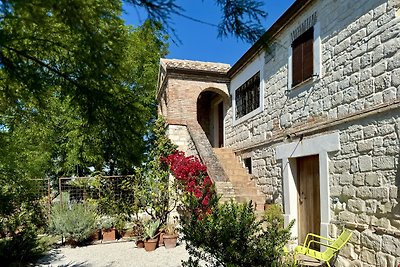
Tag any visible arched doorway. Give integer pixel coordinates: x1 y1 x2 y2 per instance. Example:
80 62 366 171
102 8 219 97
197 90 226 148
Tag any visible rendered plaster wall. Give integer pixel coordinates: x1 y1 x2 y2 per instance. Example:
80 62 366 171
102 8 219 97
225 0 400 265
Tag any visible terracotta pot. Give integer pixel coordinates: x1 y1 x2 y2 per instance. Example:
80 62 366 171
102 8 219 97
144 238 158 252
90 229 101 241
136 239 145 248
158 232 165 246
102 228 116 241
163 234 178 249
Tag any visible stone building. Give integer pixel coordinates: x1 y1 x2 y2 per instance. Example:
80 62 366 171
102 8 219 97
157 0 400 265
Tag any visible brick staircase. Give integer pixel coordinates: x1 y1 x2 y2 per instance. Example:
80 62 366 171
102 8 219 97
185 121 265 211
213 148 265 211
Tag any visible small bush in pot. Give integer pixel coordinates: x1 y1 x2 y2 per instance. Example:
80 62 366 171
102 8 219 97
163 222 178 249
99 215 116 241
143 219 160 252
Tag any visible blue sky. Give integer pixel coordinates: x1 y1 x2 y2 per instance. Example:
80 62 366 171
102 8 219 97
122 0 296 65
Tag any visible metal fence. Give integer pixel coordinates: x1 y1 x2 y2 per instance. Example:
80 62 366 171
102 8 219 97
57 176 136 214
30 178 51 214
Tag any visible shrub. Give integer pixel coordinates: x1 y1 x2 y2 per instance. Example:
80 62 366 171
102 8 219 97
0 227 49 266
181 201 293 267
49 203 97 244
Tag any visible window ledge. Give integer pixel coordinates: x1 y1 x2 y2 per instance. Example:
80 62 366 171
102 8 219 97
291 75 318 90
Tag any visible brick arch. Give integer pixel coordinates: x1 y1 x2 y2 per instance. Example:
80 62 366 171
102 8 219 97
197 88 229 148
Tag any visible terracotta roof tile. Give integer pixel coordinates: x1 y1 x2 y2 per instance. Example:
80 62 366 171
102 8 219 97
161 58 230 73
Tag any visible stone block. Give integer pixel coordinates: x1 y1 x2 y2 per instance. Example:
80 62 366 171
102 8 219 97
350 157 359 173
371 216 391 228
383 87 397 102
372 61 387 77
376 252 396 267
357 140 373 153
377 124 395 135
359 155 372 172
387 51 400 71
348 198 366 213
340 173 353 185
373 156 395 170
358 79 374 98
392 68 400 87
365 172 381 186
357 186 373 199
335 160 351 173
361 229 382 251
365 199 377 214
343 185 357 197
339 210 356 222
353 173 365 186
382 235 400 257
361 248 378 265
373 187 389 200
363 125 377 138
375 73 391 92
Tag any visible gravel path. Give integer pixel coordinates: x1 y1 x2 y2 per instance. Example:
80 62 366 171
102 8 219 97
35 241 191 267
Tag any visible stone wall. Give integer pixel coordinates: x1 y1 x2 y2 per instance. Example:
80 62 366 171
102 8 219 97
167 124 198 156
224 0 400 265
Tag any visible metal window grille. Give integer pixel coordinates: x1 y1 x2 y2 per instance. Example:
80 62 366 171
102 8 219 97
235 72 260 119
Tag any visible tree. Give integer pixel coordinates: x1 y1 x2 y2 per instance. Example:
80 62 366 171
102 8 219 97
124 0 267 43
0 3 168 176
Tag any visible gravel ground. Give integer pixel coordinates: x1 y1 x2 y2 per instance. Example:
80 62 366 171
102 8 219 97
35 241 191 267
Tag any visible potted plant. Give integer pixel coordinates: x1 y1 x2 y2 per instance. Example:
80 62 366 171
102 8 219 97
132 219 145 248
100 215 116 241
143 219 160 252
163 222 178 249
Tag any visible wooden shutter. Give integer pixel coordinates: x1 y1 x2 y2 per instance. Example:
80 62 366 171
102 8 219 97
292 39 303 86
302 28 314 80
292 27 314 87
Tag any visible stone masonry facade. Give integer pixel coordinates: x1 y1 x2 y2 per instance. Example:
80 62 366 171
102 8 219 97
157 0 400 265
223 0 400 266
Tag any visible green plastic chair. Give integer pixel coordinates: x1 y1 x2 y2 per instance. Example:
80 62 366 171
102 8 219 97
294 228 352 267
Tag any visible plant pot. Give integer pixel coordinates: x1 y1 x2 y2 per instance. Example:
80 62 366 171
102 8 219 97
136 239 145 248
144 238 158 252
102 228 116 241
90 229 101 241
158 232 165 246
163 234 178 249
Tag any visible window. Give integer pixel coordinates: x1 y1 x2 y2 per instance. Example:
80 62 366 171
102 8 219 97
235 72 260 119
292 27 314 87
244 158 252 174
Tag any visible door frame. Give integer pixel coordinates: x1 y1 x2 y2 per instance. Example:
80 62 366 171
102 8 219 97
212 99 224 148
276 132 340 246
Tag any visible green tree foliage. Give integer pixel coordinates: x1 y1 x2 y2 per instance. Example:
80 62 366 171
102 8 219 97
124 0 267 43
0 1 168 176
0 0 167 262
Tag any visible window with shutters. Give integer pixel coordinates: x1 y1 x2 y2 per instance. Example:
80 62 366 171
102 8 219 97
292 27 314 87
235 72 260 119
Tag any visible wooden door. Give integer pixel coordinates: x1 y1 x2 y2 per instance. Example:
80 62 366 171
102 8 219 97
217 102 224 147
297 155 320 247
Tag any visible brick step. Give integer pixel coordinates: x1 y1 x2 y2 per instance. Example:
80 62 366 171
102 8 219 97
222 169 249 176
213 148 265 210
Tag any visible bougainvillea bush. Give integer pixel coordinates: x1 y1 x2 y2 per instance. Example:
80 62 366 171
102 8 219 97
162 151 218 220
163 151 294 267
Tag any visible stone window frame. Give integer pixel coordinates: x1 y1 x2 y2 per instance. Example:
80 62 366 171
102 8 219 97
288 21 321 90
231 51 265 125
235 72 260 119
292 27 314 87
